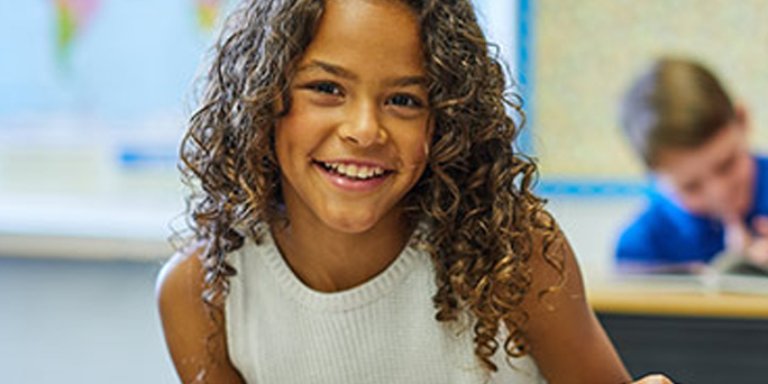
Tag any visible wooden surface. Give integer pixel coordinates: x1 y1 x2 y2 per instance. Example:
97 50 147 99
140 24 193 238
588 274 768 319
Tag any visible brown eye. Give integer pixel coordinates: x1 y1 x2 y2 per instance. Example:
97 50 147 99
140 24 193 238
387 94 423 108
306 82 343 96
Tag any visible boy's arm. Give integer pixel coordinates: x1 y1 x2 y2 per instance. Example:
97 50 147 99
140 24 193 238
156 247 245 384
723 215 768 269
615 219 705 274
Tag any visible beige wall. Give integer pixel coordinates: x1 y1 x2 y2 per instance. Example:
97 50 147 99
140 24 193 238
534 0 768 179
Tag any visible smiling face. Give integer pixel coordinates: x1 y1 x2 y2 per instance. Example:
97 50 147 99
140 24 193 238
654 120 755 219
274 0 431 235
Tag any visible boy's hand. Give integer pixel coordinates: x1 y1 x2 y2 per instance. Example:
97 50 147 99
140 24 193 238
723 215 768 266
747 216 768 264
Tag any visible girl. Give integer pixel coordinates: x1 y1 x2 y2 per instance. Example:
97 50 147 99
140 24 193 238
158 0 671 383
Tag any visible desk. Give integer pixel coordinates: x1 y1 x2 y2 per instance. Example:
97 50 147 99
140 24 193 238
588 277 768 319
588 276 768 384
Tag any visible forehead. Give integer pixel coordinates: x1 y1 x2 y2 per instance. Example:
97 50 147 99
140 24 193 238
299 0 424 72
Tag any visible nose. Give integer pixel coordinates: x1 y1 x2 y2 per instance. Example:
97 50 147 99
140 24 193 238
338 100 386 147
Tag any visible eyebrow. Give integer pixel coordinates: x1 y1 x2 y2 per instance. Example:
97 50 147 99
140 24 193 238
298 60 358 80
385 75 428 88
297 60 427 88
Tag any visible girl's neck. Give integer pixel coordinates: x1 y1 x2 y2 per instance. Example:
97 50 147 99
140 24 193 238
270 212 413 293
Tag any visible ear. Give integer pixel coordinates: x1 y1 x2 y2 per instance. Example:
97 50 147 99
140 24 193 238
274 92 288 116
274 96 284 112
733 102 750 132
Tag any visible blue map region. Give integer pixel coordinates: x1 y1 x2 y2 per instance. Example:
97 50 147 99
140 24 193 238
0 0 216 121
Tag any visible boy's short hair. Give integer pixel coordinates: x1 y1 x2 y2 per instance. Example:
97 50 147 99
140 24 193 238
620 57 735 168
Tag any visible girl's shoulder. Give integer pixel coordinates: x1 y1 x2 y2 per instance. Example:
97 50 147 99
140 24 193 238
156 243 245 383
518 214 631 382
156 242 206 309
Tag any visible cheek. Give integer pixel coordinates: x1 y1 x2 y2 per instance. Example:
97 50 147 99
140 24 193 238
736 159 753 184
672 194 709 217
681 195 707 212
273 125 288 167
273 120 302 174
402 132 430 176
668 185 707 213
406 123 432 162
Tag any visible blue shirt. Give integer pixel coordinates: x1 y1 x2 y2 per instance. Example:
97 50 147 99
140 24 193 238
616 155 768 267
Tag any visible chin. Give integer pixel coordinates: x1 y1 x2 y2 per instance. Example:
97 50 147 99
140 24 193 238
323 213 381 234
329 223 378 235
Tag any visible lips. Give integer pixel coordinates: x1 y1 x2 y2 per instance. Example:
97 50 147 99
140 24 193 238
314 160 392 181
311 158 394 193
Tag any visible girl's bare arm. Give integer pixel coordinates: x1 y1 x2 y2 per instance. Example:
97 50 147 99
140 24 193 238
156 248 245 384
523 226 664 384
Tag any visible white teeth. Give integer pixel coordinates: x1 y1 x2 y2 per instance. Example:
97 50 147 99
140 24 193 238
321 161 386 180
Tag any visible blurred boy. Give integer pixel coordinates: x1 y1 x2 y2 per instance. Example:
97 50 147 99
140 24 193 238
616 57 768 273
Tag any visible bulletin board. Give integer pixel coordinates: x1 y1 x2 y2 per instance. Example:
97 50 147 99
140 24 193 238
526 0 768 193
0 0 231 197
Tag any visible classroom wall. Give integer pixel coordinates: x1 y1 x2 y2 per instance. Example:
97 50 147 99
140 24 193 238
532 0 768 181
547 196 645 283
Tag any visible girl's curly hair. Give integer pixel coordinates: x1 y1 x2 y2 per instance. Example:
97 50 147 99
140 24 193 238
180 0 563 373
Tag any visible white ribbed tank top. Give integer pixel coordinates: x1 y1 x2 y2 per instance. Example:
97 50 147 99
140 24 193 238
225 231 545 384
